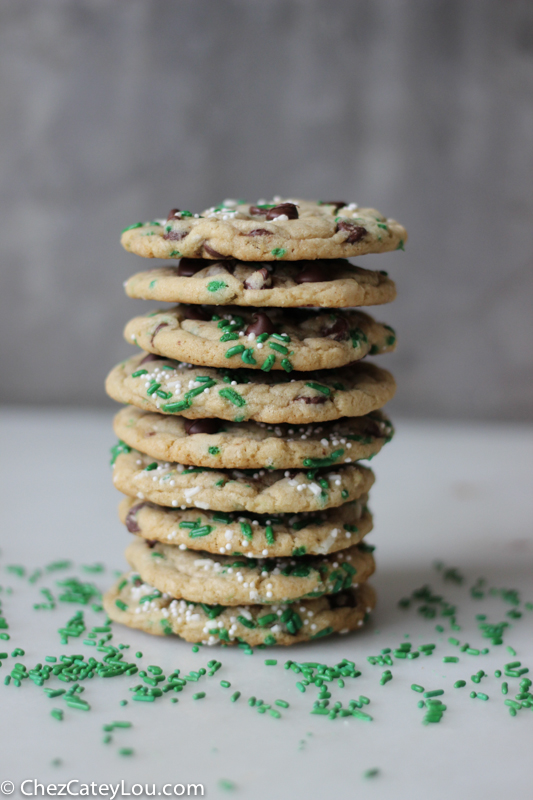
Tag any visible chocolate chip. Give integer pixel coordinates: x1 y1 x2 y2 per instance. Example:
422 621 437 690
265 203 299 220
163 231 189 241
245 312 275 336
184 419 223 435
181 305 210 321
167 208 181 220
336 221 367 243
203 243 230 259
294 262 329 284
320 201 347 213
321 315 350 341
178 258 206 276
329 590 358 609
125 502 147 533
243 268 272 291
249 206 269 216
295 395 328 404
139 352 165 365
150 322 168 344
145 539 158 549
245 229 273 236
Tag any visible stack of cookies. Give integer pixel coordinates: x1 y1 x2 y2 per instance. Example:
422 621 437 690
104 198 406 647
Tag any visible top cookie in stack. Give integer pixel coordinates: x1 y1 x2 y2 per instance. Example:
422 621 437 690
104 198 406 648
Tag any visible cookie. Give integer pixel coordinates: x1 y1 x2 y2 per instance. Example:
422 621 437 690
112 450 374 514
119 495 372 557
124 259 396 308
113 406 393 470
104 571 376 645
106 353 396 425
123 536 375 606
120 199 406 261
124 306 396 373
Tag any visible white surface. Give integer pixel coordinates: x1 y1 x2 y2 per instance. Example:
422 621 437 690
0 409 532 800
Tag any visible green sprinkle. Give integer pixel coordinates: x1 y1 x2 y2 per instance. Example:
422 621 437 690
241 349 256 365
109 440 132 464
305 382 330 396
424 690 444 698
257 613 277 627
261 354 276 372
363 769 380 780
115 600 128 612
208 446 220 456
237 615 256 629
271 248 286 258
380 671 393 686
454 680 466 688
411 684 425 693
269 342 288 355
144 462 158 471
264 659 277 666
501 682 508 695
162 400 190 413
218 779 237 792
311 626 333 639
193 692 205 700
122 221 143 233
477 692 489 701
265 526 275 545
507 646 517 656
275 699 289 708
50 709 63 721
207 281 227 292
131 369 148 378
225 345 245 358
65 697 90 711
296 682 306 693
219 388 246 407
119 748 134 757
448 637 460 645
230 691 241 702
280 358 293 372
213 512 232 524
443 657 459 663
188 526 214 539
220 680 231 688
240 522 253 541
303 449 344 468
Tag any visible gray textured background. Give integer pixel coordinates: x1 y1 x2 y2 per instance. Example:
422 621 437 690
1 0 532 420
